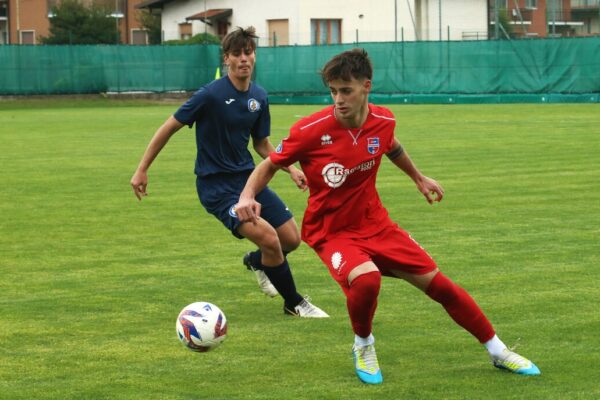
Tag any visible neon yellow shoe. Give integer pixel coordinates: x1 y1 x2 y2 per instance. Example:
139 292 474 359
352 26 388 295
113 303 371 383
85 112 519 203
492 349 541 375
352 344 383 384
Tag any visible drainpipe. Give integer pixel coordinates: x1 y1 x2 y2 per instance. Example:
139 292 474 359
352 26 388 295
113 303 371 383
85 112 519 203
16 0 20 43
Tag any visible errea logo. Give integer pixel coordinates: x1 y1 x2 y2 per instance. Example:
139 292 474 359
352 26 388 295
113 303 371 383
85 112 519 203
321 134 332 145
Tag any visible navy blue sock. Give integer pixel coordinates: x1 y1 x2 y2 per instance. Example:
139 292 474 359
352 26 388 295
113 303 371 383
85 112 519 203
249 250 264 270
249 249 291 270
262 259 304 308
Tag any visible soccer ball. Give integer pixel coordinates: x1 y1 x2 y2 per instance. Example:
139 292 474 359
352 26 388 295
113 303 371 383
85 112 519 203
176 302 228 352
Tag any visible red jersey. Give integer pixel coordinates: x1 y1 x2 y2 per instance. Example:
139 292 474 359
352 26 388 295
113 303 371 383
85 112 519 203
270 104 396 248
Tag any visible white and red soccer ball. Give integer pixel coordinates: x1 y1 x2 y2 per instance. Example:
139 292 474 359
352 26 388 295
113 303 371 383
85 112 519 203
176 302 228 352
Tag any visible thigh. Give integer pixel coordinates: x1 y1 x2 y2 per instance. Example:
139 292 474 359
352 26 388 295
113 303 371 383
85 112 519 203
369 225 437 277
314 239 373 289
236 217 280 248
196 174 246 239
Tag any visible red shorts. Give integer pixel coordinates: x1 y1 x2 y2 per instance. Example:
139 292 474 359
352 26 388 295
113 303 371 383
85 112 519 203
313 224 437 289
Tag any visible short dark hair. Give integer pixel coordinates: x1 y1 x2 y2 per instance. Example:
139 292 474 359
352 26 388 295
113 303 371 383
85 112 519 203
321 48 373 85
221 27 258 55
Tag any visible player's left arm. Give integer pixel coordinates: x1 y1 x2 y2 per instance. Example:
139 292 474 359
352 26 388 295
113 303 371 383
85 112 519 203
252 137 307 191
386 138 444 204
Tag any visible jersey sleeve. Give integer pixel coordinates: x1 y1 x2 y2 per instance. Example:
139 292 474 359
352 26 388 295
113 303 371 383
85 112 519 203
173 87 209 127
269 124 309 167
386 119 396 153
251 98 271 140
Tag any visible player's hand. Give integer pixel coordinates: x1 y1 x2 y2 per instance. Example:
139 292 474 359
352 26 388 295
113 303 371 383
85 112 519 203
416 176 444 204
289 167 308 191
130 170 148 201
235 198 262 224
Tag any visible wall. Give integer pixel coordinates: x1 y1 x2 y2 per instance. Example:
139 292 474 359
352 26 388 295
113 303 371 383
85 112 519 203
160 0 489 44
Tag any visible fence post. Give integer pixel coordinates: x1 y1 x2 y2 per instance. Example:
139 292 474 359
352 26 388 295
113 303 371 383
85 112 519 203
162 44 166 93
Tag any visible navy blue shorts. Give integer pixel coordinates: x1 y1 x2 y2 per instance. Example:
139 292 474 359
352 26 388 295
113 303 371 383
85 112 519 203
196 171 293 239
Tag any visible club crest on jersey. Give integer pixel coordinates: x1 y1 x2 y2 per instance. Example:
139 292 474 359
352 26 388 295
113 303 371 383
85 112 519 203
367 137 380 154
228 205 238 219
247 98 261 112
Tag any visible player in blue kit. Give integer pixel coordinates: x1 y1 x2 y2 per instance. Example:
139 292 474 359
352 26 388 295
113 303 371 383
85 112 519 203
130 27 328 318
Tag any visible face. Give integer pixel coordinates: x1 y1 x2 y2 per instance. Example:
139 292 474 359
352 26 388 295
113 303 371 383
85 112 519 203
224 47 255 81
328 77 371 127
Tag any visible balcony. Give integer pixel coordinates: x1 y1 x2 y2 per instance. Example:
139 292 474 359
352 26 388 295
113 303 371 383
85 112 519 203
514 7 534 22
546 7 573 22
571 0 600 9
47 0 127 18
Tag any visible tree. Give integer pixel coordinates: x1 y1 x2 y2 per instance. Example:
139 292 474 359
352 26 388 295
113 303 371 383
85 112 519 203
136 10 162 45
497 9 514 39
41 0 119 45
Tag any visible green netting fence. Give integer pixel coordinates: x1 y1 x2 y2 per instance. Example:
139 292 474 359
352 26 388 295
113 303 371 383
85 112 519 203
0 45 220 95
1 37 599 103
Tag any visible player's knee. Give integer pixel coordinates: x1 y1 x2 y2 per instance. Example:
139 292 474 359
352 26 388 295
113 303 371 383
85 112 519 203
255 229 282 256
350 271 382 298
426 272 462 304
276 220 301 252
281 233 301 252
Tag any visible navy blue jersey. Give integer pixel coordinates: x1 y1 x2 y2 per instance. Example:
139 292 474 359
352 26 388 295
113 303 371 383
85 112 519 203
174 76 271 177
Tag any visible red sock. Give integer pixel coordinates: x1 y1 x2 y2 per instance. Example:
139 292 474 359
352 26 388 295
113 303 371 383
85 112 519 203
426 272 495 343
346 271 381 338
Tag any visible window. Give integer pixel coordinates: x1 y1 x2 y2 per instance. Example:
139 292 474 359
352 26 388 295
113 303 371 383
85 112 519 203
525 0 537 9
268 19 289 46
179 23 192 40
495 0 508 9
217 20 228 38
20 30 35 45
47 0 58 18
131 29 148 45
311 19 341 45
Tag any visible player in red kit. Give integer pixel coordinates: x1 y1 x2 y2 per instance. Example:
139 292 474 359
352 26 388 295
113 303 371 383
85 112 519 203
236 49 540 384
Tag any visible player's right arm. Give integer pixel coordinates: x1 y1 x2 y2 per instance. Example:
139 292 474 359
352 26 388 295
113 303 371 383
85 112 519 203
130 116 184 201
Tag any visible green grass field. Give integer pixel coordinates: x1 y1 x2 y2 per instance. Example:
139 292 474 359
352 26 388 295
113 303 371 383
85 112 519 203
1 99 599 399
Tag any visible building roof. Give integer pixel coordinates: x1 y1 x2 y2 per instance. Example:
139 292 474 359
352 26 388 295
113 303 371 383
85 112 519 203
186 9 232 22
135 0 175 9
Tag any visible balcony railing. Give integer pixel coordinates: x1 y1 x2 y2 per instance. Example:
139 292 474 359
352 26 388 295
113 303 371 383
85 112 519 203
47 0 127 15
546 8 573 21
571 0 600 9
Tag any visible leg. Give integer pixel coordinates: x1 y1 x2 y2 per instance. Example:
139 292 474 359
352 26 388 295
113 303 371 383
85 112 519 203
238 218 284 266
314 240 383 385
347 262 381 339
391 269 540 375
391 268 495 344
275 218 301 253
238 218 328 318
347 263 383 385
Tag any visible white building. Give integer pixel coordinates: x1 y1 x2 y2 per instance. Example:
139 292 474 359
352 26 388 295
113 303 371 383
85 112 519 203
137 0 489 44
